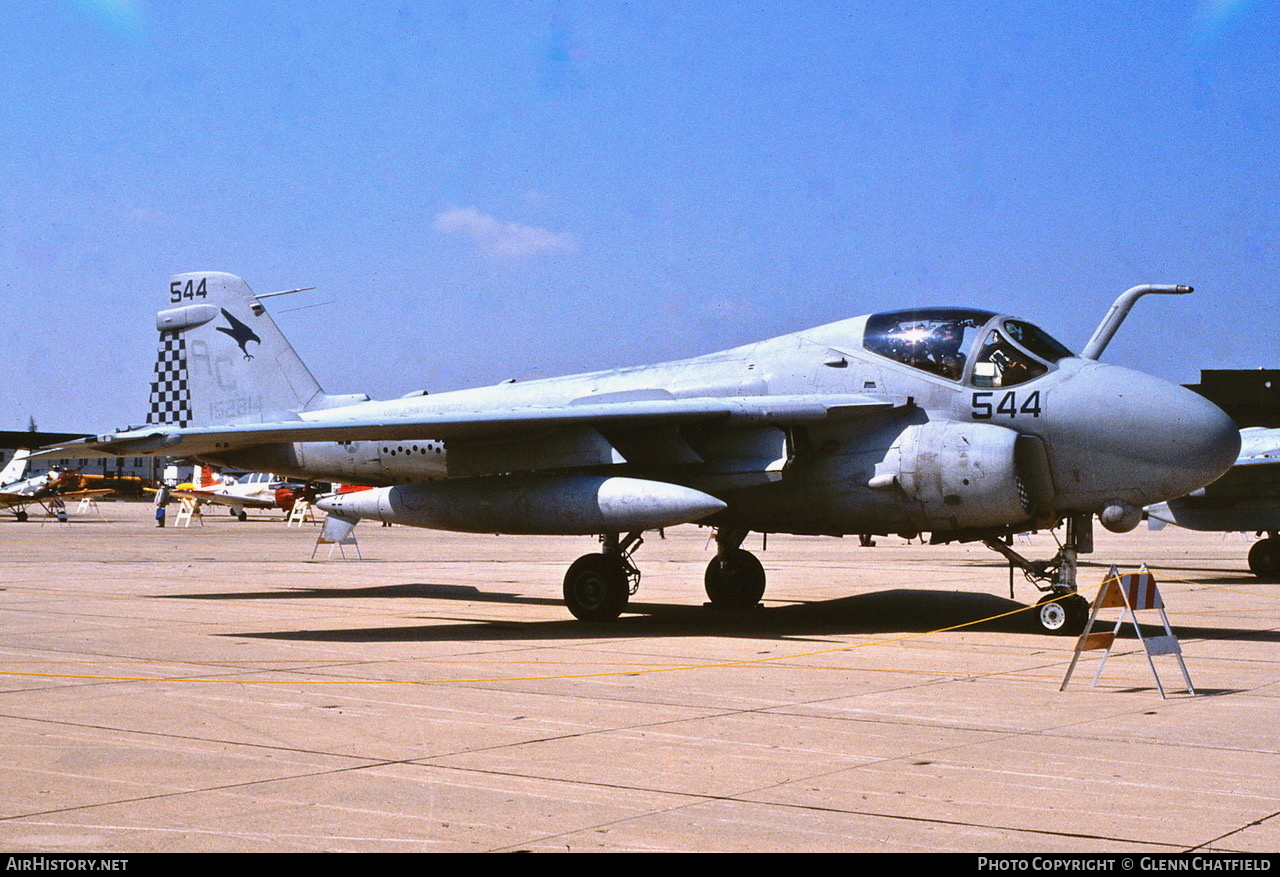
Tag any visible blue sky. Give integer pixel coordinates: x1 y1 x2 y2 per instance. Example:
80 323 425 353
3 1 1277 431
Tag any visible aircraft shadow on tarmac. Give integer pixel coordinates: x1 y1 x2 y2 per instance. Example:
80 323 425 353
178 584 1280 646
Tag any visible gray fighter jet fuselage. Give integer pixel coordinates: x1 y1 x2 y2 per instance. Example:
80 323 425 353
248 312 1227 536
56 273 1240 632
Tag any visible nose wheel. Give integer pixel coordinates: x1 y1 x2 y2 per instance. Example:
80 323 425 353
1035 590 1090 636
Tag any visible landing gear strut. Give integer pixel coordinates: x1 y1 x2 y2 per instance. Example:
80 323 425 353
704 529 766 610
1249 533 1280 578
983 513 1092 636
563 531 642 622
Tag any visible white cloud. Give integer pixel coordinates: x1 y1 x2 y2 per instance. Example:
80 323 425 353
432 206 578 258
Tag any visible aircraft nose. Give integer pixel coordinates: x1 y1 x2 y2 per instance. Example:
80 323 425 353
1050 363 1240 506
1153 383 1240 494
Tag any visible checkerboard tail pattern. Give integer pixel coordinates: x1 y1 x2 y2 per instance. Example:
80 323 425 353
148 330 191 426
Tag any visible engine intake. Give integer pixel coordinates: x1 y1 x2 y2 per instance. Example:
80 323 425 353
877 421 1029 530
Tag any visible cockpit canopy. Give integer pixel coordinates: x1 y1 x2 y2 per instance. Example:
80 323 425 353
863 308 1074 387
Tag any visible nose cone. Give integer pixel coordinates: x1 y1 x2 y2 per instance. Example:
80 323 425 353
1143 378 1240 498
1048 363 1240 508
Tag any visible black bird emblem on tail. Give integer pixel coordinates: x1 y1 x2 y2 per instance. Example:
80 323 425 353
217 309 262 360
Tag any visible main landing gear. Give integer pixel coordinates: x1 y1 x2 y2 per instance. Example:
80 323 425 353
562 519 1097 633
1248 533 1280 578
704 528 766 610
563 532 642 622
562 528 769 621
983 513 1092 636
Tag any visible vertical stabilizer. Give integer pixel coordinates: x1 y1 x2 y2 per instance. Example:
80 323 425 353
194 465 217 488
0 449 31 486
148 272 327 427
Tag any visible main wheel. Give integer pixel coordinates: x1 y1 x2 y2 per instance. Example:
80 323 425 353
1248 537 1280 577
563 554 630 622
1035 592 1089 636
15 510 27 522
236 509 248 522
704 548 766 610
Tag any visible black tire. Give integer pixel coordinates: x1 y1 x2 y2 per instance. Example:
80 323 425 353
236 510 248 522
704 548 766 610
563 554 630 622
1035 592 1089 636
15 510 27 522
1248 538 1280 577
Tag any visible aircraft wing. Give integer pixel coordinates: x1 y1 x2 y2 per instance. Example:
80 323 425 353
169 488 278 510
0 492 35 509
1236 426 1280 467
41 393 905 459
53 489 114 501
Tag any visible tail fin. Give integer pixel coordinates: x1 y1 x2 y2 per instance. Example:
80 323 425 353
148 272 359 428
195 465 218 488
0 449 30 486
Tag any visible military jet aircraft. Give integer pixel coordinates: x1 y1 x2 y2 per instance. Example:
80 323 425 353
1146 426 1280 577
46 272 1239 633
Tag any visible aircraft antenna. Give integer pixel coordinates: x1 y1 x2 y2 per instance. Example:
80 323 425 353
255 286 316 301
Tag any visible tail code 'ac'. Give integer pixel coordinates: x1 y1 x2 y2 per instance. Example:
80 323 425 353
147 272 365 428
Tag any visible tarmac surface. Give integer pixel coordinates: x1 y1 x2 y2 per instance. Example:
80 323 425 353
1 500 1278 853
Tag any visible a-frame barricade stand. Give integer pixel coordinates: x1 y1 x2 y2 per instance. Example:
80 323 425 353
76 496 104 517
1061 565 1193 698
287 500 317 527
175 498 203 527
312 514 361 560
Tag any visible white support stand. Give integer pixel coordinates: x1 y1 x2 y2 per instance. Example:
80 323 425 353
175 498 203 528
1061 565 1194 698
312 514 361 559
287 500 317 527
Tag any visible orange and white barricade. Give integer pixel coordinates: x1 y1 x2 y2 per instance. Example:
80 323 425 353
1060 565 1193 698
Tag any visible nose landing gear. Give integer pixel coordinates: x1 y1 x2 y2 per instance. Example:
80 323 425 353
983 513 1093 636
1034 590 1091 635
